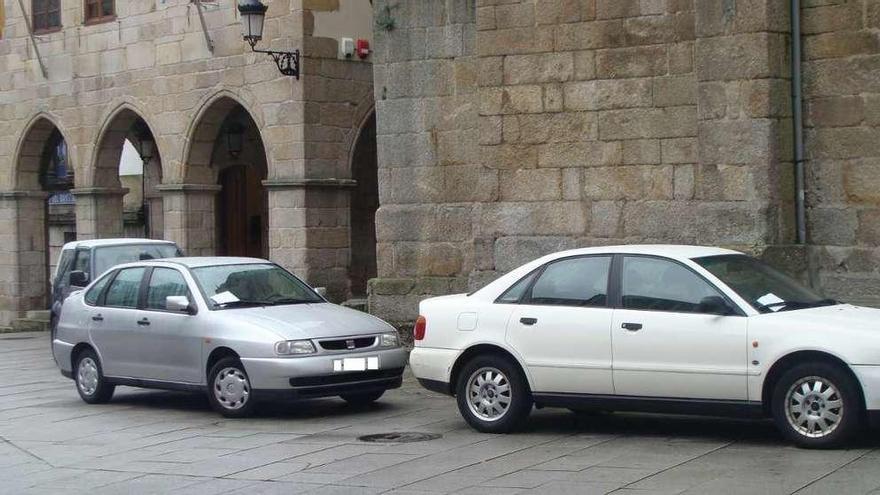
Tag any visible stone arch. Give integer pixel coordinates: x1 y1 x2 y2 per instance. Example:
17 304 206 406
345 93 376 171
347 106 379 298
12 113 73 191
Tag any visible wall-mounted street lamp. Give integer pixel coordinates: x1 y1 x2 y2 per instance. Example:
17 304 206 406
226 123 245 159
238 0 300 79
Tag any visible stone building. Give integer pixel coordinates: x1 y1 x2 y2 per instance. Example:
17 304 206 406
367 0 880 324
0 0 377 325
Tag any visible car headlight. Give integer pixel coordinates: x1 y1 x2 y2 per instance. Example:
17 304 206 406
379 332 399 348
275 340 316 355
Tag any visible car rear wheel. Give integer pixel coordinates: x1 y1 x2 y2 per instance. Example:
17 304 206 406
772 362 862 448
208 357 257 418
74 349 115 404
340 390 385 406
455 355 532 433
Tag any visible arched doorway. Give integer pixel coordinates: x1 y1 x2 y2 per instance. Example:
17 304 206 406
93 108 163 240
14 117 73 309
185 98 268 258
349 112 378 297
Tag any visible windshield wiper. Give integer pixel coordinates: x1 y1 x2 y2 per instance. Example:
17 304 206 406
214 300 270 309
264 297 315 306
757 298 839 313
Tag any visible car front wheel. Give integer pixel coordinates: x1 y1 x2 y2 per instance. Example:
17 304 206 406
208 357 257 418
772 362 862 448
74 349 115 404
455 355 532 433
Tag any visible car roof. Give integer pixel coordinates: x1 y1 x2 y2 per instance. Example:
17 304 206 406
544 244 742 260
61 238 177 250
114 257 271 270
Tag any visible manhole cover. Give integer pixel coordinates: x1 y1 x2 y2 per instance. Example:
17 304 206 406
358 432 442 443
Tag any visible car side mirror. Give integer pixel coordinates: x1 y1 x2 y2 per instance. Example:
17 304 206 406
698 296 735 316
69 271 89 287
166 295 195 314
314 287 328 298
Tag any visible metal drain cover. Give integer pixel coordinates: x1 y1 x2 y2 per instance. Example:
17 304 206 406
358 432 441 443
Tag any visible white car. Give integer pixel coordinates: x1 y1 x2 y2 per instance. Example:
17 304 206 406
410 245 880 448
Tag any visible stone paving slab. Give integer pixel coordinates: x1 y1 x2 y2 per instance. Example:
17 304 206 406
1 332 880 494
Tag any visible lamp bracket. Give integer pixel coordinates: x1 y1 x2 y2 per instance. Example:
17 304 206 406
249 42 300 79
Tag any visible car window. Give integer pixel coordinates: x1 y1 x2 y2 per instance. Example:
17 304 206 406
74 249 91 277
496 270 539 304
146 268 189 310
103 267 146 308
94 244 180 277
54 250 75 287
622 257 724 314
191 263 323 308
525 256 611 307
84 272 113 306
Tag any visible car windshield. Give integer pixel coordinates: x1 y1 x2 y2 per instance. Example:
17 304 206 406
693 254 838 314
94 244 181 277
191 263 324 309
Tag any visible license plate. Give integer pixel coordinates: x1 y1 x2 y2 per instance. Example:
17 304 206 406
333 357 379 372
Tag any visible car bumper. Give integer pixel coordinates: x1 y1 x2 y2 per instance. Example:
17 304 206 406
410 347 458 394
53 339 75 375
241 347 409 399
853 365 880 410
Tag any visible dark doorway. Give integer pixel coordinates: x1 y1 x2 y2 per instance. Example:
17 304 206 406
349 113 379 297
217 164 267 258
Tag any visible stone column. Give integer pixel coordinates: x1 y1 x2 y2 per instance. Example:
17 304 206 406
71 187 129 240
694 0 792 250
0 191 50 325
157 184 222 256
264 179 355 301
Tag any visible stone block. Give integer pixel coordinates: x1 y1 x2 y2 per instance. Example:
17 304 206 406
477 26 555 56
493 236 579 271
698 119 773 165
479 56 504 86
622 139 661 164
624 12 695 45
623 201 770 244
808 207 858 246
480 115 504 145
396 243 465 277
478 201 589 236
376 205 474 242
509 112 597 144
501 85 545 114
661 137 697 164
674 164 695 199
500 168 562 201
596 45 668 78
483 143 539 169
597 0 640 19
504 53 574 84
804 31 880 61
843 159 880 204
591 200 622 237
573 50 597 79
583 165 674 200
477 6 497 31
599 106 697 140
668 41 694 74
866 96 880 126
654 74 697 107
555 20 625 51
804 57 880 98
802 2 864 34
696 33 788 81
495 3 536 28
806 96 865 128
563 79 653 111
808 128 880 160
537 141 623 167
857 209 880 245
536 0 597 24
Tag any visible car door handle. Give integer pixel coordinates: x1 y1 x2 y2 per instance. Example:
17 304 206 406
137 318 151 326
622 322 643 331
520 317 538 326
92 314 104 322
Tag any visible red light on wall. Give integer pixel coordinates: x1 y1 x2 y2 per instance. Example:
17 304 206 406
356 39 371 59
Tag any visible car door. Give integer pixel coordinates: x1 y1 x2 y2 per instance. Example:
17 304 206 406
88 266 148 379
611 255 748 400
505 255 615 395
136 267 202 384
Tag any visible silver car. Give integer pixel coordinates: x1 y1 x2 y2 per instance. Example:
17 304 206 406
52 257 408 417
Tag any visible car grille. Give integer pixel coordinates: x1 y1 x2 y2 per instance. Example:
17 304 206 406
319 336 376 351
289 368 405 388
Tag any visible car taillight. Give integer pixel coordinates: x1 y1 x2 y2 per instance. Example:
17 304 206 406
413 315 426 341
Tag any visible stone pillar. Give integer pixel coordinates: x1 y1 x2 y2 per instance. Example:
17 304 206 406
72 187 129 240
264 179 355 301
694 0 793 250
0 191 50 325
157 184 222 256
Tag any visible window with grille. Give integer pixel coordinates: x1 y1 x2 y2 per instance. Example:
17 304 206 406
32 0 61 33
84 0 114 23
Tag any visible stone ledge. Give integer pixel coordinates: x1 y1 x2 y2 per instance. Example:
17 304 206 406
155 184 223 193
262 178 358 189
70 187 130 197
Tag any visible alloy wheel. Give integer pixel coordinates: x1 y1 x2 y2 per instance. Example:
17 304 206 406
785 376 844 439
213 367 250 410
466 367 512 422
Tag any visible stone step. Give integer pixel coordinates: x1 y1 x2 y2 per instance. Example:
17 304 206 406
25 310 51 322
341 298 368 313
11 319 50 333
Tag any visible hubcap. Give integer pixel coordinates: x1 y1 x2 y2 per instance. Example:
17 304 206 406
213 367 250 410
466 367 512 422
785 376 844 439
77 357 99 396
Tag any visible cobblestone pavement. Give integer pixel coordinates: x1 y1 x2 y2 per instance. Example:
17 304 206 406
2 332 880 495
